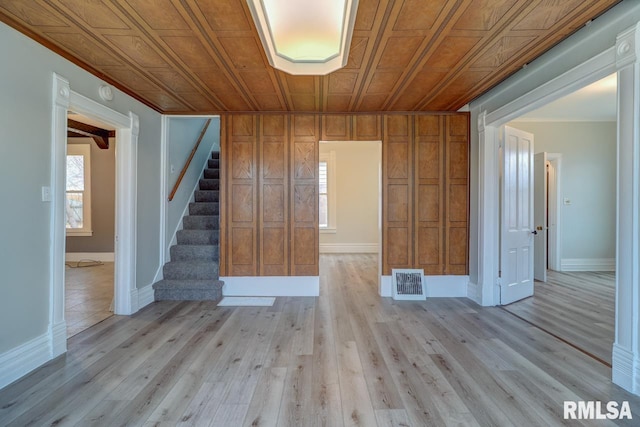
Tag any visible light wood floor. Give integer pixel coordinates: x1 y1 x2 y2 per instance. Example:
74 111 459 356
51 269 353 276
2 255 638 426
503 270 615 366
65 261 114 338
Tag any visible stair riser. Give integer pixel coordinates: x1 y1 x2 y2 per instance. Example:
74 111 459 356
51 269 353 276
199 179 219 190
155 288 222 301
170 245 218 261
208 159 219 169
194 190 219 202
203 169 219 179
176 230 219 245
189 202 219 215
211 152 220 160
163 263 219 280
183 216 219 230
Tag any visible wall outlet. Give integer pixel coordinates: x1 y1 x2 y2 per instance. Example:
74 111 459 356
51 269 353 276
42 186 51 202
563 197 571 205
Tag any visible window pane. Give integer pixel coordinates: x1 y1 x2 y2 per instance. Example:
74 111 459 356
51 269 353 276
319 194 328 228
319 161 327 195
66 155 84 191
66 192 84 229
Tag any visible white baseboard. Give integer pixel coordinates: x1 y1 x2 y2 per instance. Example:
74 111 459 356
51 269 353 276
379 275 470 298
467 281 480 304
138 283 155 309
50 321 67 358
612 343 634 393
0 332 51 390
65 252 115 262
561 258 615 271
319 243 379 254
221 276 319 296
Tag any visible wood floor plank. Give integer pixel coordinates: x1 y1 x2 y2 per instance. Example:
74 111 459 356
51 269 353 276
276 355 314 427
242 367 287 427
308 293 343 426
336 341 378 427
175 381 226 426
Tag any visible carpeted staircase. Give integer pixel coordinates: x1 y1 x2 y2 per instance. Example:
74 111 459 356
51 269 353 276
153 151 224 301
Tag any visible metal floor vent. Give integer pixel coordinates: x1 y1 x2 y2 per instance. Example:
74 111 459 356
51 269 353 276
391 269 426 300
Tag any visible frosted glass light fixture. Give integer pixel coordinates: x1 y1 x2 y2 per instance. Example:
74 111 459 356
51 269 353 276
246 0 359 75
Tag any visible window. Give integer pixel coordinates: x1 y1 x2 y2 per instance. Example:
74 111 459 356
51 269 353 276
66 144 92 236
319 150 336 232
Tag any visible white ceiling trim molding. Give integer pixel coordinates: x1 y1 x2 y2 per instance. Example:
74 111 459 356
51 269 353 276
246 0 359 75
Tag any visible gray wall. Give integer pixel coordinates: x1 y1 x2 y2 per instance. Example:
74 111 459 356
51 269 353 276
468 1 640 287
509 121 616 261
0 22 162 354
319 141 380 249
66 137 115 253
166 117 220 252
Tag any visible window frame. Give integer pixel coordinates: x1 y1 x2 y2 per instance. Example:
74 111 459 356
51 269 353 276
319 150 336 233
66 143 93 236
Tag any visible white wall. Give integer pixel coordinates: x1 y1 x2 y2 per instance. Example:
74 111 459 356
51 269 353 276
319 141 380 253
0 22 162 355
166 117 220 254
510 121 616 266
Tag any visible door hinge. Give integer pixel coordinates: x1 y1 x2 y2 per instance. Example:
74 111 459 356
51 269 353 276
497 277 502 287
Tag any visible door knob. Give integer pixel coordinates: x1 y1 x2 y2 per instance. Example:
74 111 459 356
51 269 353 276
531 230 538 235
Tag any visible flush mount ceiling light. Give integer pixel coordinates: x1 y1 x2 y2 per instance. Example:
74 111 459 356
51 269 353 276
246 0 359 75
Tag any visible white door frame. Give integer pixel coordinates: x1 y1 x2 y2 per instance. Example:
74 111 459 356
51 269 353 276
51 74 138 357
546 154 562 272
476 22 640 394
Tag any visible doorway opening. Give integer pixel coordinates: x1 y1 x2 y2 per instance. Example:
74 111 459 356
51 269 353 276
500 73 618 366
318 140 382 298
64 112 116 338
51 74 139 357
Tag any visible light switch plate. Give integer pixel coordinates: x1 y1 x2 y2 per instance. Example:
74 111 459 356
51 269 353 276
42 186 51 202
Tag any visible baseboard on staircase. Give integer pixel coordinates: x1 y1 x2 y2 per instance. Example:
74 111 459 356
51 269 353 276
138 283 155 309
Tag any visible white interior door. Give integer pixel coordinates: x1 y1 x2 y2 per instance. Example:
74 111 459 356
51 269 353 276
534 152 547 282
500 126 535 305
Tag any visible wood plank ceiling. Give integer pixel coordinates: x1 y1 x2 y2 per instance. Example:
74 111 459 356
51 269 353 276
0 0 620 114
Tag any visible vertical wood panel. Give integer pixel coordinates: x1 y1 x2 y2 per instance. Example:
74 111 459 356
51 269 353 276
382 114 413 275
260 114 289 275
227 114 258 276
291 115 319 276
414 115 445 275
220 116 228 276
445 114 469 275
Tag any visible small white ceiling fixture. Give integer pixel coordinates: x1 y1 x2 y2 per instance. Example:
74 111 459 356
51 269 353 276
246 0 359 75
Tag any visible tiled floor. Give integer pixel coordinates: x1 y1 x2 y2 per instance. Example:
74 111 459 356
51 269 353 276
65 261 114 338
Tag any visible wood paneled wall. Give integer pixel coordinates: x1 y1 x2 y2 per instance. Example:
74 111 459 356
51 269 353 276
221 113 468 277
221 114 319 277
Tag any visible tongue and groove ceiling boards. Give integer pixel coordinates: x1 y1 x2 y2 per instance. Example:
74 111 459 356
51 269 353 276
0 0 620 114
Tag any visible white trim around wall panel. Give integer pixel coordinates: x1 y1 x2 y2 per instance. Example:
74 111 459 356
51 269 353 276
0 332 50 390
65 252 115 262
221 276 320 296
561 258 616 271
319 243 379 253
379 275 469 298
